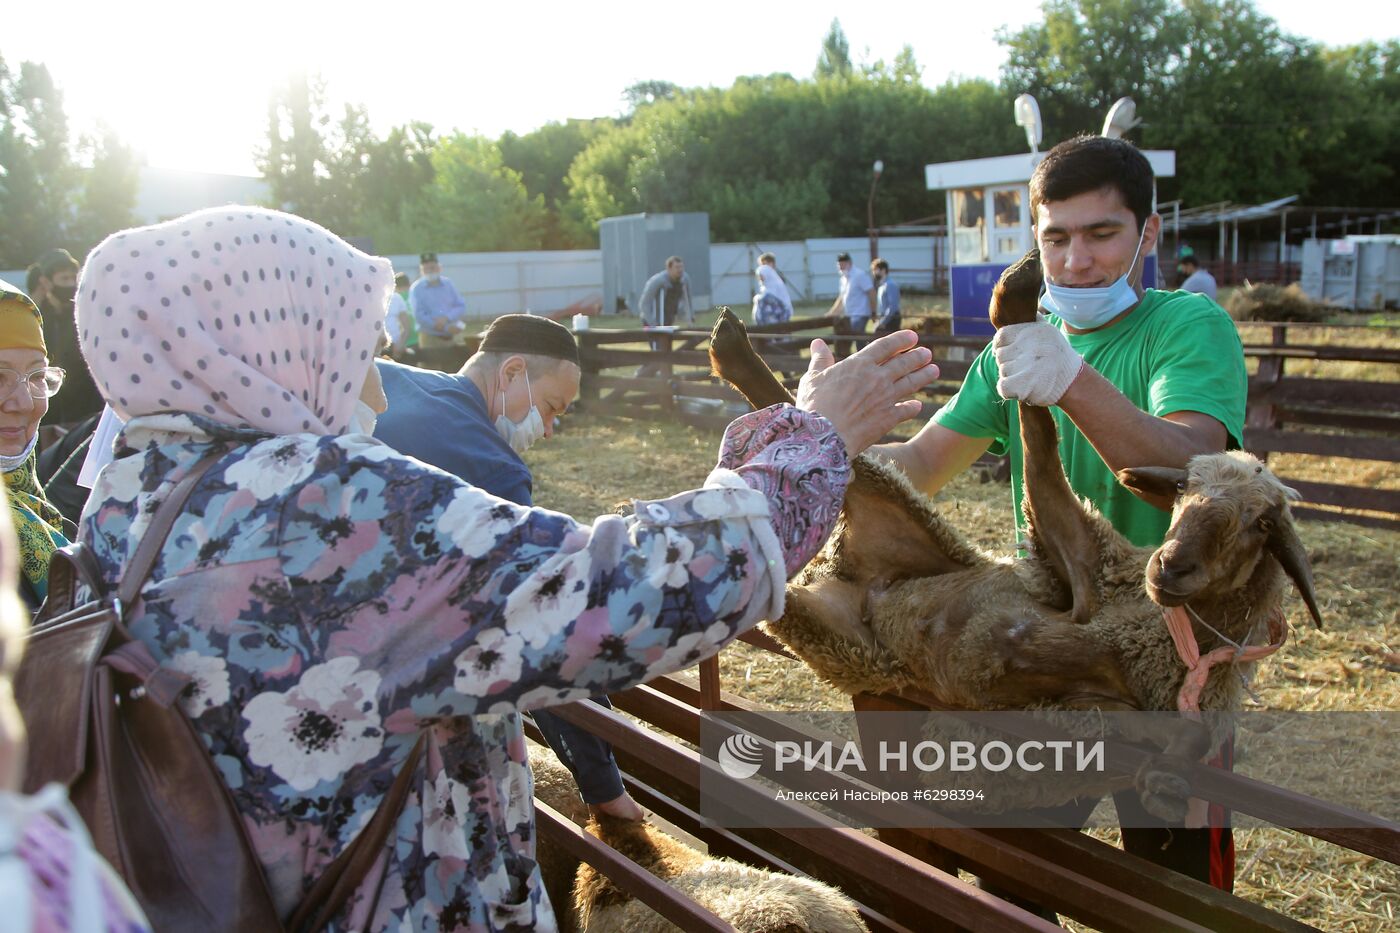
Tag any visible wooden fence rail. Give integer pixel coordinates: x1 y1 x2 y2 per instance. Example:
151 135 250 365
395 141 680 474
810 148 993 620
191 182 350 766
572 317 1400 527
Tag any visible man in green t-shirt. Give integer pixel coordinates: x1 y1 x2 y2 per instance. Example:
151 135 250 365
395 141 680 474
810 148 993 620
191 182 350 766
876 135 1247 893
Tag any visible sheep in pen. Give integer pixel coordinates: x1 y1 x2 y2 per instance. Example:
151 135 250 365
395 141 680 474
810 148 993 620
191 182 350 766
706 247 1322 820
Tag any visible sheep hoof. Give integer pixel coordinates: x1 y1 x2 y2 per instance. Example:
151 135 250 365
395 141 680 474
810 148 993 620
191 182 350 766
1135 758 1193 823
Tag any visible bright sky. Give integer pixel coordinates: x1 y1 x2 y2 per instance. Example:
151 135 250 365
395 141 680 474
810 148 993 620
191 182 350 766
5 0 1397 177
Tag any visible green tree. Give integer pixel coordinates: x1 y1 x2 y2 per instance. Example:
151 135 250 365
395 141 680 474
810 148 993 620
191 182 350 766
0 58 79 267
395 133 548 253
70 125 141 250
816 19 853 79
622 80 679 112
255 72 341 227
352 121 437 248
863 44 923 84
996 0 1349 206
500 119 612 247
1293 40 1399 207
562 74 1019 242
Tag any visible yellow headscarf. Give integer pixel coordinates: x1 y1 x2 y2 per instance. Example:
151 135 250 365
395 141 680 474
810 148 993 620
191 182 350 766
0 281 65 603
0 279 47 355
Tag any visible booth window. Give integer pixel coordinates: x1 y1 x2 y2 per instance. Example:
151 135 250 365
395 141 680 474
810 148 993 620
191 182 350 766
953 188 988 263
993 188 1024 257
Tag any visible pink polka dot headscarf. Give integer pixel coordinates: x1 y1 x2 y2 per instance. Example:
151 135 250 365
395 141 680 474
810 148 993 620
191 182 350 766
76 206 393 436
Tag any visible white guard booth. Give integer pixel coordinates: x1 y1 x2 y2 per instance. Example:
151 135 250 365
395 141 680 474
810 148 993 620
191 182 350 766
926 150 1176 336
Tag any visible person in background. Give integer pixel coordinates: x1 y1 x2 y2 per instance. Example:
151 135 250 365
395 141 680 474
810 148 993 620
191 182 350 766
24 264 48 312
31 249 103 431
871 258 902 336
374 314 645 822
71 205 939 928
409 251 468 347
1177 251 1218 302
385 273 418 360
638 256 693 328
752 252 794 327
0 485 152 931
826 252 875 360
0 281 70 613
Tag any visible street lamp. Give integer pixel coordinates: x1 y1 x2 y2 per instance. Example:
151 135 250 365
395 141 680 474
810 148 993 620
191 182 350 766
868 159 884 263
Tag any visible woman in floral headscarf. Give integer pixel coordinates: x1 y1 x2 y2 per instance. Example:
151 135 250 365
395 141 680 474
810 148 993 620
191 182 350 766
71 206 936 931
0 281 69 612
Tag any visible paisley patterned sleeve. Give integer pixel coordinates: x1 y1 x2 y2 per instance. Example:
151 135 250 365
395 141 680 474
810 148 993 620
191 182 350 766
714 403 849 576
276 406 848 717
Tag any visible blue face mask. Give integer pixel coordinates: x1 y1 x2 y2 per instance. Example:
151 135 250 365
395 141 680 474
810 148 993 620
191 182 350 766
1039 225 1148 330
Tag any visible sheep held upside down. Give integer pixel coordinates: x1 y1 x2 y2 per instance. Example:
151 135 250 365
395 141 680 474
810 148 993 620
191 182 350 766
707 250 1321 818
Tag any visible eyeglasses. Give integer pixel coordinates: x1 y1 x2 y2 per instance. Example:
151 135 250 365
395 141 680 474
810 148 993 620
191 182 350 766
0 366 65 399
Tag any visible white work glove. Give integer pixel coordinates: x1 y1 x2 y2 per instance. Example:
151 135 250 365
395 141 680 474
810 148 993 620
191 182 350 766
992 315 1084 406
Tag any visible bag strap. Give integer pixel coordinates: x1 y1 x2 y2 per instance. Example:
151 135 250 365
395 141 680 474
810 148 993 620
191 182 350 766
115 448 226 610
288 734 428 933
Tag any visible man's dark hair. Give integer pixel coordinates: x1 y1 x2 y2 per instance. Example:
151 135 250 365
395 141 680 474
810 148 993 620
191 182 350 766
1179 254 1199 271
836 252 852 264
1030 135 1155 230
872 258 889 273
394 272 410 288
25 264 43 296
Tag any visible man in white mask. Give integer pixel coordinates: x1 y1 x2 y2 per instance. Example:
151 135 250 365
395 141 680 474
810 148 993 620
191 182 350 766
373 314 647 821
874 135 1248 896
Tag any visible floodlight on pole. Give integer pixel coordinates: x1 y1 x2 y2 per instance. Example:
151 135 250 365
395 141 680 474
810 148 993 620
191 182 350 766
1102 97 1142 139
1013 94 1043 155
868 160 884 262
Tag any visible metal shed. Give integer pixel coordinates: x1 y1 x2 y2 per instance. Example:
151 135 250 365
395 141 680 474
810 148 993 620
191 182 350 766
600 213 712 319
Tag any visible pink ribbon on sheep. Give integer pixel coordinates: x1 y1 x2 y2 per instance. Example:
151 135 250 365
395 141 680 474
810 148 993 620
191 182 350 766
1162 604 1288 828
1163 605 1289 715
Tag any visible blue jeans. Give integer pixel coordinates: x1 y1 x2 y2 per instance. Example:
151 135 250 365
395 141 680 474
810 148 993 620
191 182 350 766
530 698 627 805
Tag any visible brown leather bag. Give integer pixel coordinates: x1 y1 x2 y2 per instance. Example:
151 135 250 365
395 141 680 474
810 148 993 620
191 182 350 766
15 451 425 932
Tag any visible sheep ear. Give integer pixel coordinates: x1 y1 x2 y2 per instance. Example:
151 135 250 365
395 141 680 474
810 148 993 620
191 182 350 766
1116 466 1187 502
1266 512 1323 629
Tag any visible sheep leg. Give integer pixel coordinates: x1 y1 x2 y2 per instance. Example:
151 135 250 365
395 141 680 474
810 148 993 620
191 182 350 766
1018 404 1102 624
708 307 795 409
985 247 1103 624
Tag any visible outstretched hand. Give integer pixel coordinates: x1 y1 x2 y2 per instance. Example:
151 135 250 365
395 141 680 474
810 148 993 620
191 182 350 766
796 330 938 454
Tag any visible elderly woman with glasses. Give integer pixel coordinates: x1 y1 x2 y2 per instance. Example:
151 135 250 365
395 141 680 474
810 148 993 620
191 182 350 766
0 281 67 613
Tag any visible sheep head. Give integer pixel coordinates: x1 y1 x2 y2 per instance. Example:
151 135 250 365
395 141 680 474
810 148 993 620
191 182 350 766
1119 452 1322 629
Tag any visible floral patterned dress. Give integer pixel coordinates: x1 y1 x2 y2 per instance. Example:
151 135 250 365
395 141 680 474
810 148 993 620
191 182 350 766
80 405 848 932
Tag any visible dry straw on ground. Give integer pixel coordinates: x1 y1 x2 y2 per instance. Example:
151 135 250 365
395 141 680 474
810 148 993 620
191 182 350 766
527 316 1398 931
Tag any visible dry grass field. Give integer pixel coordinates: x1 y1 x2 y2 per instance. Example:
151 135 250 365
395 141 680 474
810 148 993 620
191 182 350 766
526 396 1399 931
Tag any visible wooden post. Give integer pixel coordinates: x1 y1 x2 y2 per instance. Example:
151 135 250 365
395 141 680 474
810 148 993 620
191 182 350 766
1245 324 1287 461
697 657 721 710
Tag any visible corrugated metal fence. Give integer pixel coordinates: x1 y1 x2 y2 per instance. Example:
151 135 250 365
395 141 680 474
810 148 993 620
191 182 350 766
4 237 942 320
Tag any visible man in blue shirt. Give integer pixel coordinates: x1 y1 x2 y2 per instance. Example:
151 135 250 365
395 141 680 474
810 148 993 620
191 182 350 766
827 252 876 359
408 251 469 347
374 314 646 821
871 258 902 336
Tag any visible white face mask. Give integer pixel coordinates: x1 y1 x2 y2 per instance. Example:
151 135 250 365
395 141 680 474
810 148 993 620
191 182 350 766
425 273 441 285
1039 224 1149 330
347 400 379 436
0 432 38 473
494 371 546 453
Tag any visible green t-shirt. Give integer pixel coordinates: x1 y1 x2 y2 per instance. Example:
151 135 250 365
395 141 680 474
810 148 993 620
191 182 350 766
933 289 1247 548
